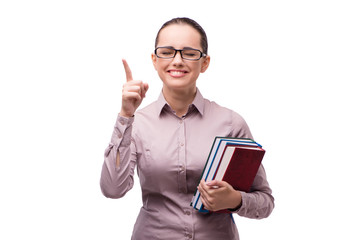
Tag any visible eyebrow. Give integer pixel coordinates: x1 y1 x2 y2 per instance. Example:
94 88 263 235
183 47 199 51
158 46 200 51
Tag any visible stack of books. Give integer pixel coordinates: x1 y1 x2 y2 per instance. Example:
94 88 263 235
191 137 265 213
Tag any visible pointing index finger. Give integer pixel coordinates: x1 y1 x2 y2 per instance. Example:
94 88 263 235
122 59 133 82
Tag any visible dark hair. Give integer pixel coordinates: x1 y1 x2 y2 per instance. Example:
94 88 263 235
155 17 208 55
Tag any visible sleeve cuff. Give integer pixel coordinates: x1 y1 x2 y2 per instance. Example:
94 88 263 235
110 115 134 147
230 191 247 214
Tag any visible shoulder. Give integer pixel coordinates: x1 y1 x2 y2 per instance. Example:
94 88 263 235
203 97 231 114
203 98 253 139
130 101 159 144
203 98 243 121
131 100 160 132
135 101 158 119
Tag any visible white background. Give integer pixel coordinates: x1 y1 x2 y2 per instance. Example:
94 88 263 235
1 0 359 239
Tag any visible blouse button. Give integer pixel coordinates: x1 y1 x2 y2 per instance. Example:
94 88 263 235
185 234 192 239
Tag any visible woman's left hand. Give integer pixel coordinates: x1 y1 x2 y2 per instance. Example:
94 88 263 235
197 179 242 212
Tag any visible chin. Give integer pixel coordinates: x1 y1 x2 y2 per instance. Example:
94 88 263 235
166 82 196 92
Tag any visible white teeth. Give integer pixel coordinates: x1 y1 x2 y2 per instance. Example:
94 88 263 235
170 71 185 76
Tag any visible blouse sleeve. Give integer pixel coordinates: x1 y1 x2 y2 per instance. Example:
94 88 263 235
230 110 275 219
100 115 137 198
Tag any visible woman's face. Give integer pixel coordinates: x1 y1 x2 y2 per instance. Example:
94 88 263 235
152 24 210 93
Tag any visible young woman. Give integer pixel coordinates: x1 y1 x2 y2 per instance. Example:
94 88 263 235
100 17 274 239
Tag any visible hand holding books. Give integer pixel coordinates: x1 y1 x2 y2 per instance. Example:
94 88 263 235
197 179 242 212
191 137 265 213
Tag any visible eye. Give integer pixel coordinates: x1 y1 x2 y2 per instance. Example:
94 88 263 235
158 48 175 57
184 52 196 57
162 51 173 56
183 50 200 59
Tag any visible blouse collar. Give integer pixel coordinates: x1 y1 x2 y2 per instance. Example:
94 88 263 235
156 88 205 117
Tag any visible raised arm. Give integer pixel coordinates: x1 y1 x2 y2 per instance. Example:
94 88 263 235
100 60 148 198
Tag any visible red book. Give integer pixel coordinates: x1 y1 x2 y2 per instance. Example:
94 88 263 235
191 137 265 213
214 145 265 192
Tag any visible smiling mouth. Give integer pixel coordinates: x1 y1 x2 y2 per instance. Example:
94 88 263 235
168 70 188 77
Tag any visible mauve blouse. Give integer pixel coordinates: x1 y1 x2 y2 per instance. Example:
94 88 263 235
100 89 274 240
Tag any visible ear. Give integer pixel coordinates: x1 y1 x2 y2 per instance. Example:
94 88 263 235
151 53 157 70
200 55 210 73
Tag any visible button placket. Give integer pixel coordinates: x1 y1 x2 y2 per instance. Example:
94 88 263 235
184 223 193 239
177 117 187 193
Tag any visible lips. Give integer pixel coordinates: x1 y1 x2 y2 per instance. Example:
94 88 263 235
168 69 188 78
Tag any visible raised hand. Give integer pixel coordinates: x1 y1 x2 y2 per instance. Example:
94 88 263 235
120 59 149 117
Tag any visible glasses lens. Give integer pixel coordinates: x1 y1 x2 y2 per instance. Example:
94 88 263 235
156 48 175 58
182 49 201 60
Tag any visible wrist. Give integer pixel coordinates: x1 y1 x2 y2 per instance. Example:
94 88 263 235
229 191 242 210
119 109 134 118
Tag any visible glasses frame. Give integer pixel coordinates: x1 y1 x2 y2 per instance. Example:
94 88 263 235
154 47 207 61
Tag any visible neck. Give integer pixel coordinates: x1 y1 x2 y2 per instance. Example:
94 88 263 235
162 86 197 117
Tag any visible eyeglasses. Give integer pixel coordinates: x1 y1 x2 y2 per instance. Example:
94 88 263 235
154 47 206 61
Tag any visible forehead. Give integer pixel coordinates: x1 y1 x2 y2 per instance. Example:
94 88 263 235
157 24 202 49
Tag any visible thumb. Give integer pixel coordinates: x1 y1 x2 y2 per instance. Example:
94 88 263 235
206 180 227 188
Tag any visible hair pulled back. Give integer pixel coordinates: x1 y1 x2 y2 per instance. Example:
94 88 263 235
155 17 208 55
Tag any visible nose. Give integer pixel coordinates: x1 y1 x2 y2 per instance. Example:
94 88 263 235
172 50 184 65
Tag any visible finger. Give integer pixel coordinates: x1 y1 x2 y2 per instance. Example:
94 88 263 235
123 85 141 94
142 82 149 98
122 59 133 82
123 80 142 87
199 179 207 191
200 190 216 211
200 195 212 211
139 82 145 98
197 183 211 199
144 82 149 92
123 82 146 101
197 183 205 195
123 92 142 102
